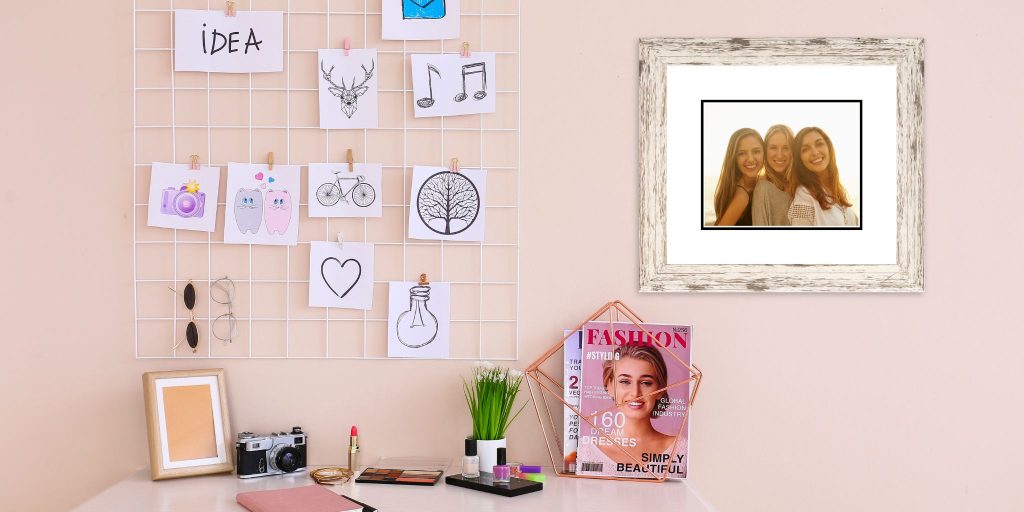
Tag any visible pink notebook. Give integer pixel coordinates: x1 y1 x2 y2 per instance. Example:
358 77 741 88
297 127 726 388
236 485 363 512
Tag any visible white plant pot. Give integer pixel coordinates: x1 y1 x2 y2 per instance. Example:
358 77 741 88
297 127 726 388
476 438 507 474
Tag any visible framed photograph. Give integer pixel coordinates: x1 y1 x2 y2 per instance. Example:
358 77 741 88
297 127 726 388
639 38 923 292
143 369 233 480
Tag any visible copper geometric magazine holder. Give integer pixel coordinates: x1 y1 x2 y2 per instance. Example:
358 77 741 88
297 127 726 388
524 300 703 483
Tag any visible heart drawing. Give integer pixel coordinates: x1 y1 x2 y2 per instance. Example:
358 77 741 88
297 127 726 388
320 257 362 298
255 172 264 180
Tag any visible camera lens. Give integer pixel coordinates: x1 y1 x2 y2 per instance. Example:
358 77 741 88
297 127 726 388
275 446 301 473
174 192 199 216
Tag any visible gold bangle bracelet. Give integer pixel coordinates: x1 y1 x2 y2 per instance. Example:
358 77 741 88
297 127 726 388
310 467 355 485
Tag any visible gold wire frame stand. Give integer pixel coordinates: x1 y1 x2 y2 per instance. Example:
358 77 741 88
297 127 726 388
524 300 703 483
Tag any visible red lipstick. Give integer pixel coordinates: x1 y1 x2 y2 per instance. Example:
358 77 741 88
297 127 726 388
348 425 360 471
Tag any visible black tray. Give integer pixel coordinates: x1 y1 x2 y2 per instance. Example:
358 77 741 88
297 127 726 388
445 473 543 497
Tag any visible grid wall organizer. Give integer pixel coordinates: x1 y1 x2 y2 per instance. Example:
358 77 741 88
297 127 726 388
133 0 520 359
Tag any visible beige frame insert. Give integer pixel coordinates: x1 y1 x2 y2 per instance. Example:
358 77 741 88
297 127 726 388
143 368 233 480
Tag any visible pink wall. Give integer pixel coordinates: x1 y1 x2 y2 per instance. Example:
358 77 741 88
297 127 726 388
2 1 1023 511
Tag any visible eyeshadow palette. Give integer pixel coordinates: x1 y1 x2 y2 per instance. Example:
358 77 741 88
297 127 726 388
355 468 444 486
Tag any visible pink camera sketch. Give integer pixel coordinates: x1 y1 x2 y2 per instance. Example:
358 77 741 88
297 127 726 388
161 182 206 218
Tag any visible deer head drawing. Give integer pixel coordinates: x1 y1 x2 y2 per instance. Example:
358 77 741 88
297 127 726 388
320 59 375 119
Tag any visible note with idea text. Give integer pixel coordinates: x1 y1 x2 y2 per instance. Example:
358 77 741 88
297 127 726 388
174 10 283 73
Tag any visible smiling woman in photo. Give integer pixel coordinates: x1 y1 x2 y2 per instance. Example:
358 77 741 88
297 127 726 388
787 126 858 226
752 124 794 226
575 344 683 477
712 128 764 226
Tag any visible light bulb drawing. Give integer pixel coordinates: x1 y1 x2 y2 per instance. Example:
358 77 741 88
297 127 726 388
396 283 439 348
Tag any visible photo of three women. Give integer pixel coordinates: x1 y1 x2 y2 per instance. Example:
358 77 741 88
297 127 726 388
710 125 859 227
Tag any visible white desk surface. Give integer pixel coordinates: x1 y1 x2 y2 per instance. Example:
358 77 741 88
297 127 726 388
73 467 715 512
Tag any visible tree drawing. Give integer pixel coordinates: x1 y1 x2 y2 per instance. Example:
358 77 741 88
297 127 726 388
417 171 480 235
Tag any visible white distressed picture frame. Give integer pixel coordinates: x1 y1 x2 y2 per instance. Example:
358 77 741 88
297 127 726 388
639 38 924 292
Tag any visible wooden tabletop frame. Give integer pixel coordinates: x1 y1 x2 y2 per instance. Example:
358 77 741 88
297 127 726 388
143 368 234 480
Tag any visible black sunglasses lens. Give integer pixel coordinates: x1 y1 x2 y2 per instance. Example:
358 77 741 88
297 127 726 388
184 283 196 310
186 322 198 349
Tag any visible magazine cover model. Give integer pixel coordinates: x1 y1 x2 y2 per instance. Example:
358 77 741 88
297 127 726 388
576 322 691 479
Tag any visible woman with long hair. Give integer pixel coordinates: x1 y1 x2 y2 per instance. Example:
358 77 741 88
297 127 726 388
787 127 858 226
574 344 685 478
752 124 794 226
712 128 764 226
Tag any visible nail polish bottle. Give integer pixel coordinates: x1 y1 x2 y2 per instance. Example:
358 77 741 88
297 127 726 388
462 438 480 478
492 447 510 483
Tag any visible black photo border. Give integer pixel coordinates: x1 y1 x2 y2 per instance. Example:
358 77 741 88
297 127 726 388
699 99 864 231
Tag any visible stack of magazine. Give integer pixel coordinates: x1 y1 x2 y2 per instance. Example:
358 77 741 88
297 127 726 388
562 321 691 479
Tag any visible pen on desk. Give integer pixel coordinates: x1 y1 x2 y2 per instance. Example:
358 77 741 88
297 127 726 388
349 425 360 472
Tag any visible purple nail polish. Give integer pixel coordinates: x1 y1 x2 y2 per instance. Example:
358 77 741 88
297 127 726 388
492 447 510 483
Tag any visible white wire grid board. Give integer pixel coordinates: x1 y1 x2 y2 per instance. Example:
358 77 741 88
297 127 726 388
132 0 520 360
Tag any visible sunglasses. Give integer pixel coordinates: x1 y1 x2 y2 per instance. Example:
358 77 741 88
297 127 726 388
169 281 199 353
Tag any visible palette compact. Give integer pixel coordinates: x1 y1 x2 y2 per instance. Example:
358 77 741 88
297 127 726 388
355 468 444 486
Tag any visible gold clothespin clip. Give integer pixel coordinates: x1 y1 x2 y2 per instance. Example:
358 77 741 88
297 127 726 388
225 1 236 17
189 154 200 170
460 42 471 58
347 148 354 173
450 157 460 173
418 273 429 285
267 152 274 171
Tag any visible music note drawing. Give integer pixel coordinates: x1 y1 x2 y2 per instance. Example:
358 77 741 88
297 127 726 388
454 62 487 102
417 65 441 108
411 53 495 118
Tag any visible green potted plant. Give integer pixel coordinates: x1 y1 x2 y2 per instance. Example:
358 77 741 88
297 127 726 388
463 361 528 473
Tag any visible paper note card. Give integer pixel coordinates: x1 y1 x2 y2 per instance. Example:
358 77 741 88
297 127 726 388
382 0 461 40
318 49 379 129
411 53 496 118
174 10 283 73
408 166 487 241
309 241 374 310
308 163 383 218
147 162 221 232
223 162 300 246
387 281 451 358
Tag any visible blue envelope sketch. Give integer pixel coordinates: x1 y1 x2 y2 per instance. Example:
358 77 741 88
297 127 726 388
403 0 446 19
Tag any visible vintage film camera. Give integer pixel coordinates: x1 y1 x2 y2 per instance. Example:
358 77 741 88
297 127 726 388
236 427 307 478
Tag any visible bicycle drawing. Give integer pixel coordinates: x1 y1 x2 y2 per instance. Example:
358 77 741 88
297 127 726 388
316 171 376 207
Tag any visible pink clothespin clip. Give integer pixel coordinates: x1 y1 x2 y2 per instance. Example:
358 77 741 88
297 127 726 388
189 154 200 171
225 1 236 17
450 157 460 174
343 37 351 57
460 42 471 58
